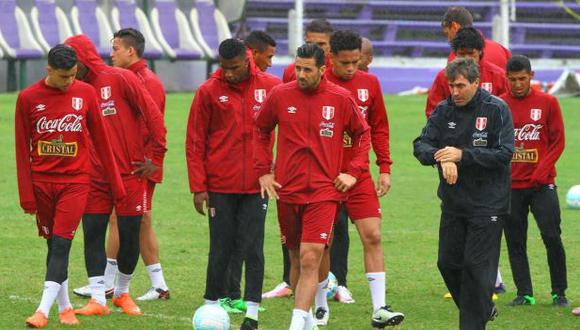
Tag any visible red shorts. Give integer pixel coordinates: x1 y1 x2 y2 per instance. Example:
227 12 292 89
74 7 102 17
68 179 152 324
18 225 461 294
144 180 156 211
277 201 339 250
345 172 381 221
84 176 147 216
33 182 90 240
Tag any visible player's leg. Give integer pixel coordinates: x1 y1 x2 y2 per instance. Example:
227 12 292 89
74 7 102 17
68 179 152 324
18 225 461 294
313 245 331 326
437 214 466 309
330 206 353 303
530 185 568 306
104 212 119 293
505 189 535 305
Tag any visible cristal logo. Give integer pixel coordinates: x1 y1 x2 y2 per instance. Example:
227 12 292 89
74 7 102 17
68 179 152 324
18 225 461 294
37 114 83 133
514 124 542 141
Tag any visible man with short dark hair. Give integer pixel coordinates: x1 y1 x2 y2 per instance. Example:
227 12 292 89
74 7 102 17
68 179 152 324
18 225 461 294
245 30 277 72
186 38 281 330
442 6 511 69
500 55 569 308
414 57 514 330
255 42 371 330
426 27 507 118
16 44 124 328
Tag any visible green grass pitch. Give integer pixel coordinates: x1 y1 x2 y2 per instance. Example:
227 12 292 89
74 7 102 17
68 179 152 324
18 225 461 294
1 92 579 329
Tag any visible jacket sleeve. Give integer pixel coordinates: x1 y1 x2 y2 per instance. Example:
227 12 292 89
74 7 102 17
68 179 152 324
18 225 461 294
282 64 295 83
413 106 442 166
124 72 167 167
185 87 211 193
425 70 448 118
253 91 278 178
531 97 565 184
461 102 514 168
369 77 392 173
86 90 126 201
344 97 371 179
14 94 36 213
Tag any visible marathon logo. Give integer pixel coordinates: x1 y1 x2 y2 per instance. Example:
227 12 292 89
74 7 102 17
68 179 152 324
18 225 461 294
38 135 78 157
512 146 538 163
343 132 353 147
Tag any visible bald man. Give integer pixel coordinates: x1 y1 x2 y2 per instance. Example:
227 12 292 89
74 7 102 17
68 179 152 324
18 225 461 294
359 38 373 72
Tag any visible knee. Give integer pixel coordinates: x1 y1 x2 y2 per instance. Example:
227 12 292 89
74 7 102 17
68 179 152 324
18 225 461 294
300 251 321 273
541 234 562 248
362 229 382 248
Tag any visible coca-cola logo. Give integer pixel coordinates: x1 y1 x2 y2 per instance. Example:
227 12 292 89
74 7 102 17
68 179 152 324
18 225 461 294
514 124 542 141
36 114 83 134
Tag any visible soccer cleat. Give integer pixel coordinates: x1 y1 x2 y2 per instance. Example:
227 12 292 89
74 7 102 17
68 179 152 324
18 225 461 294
73 285 114 299
552 294 570 307
314 307 329 326
75 299 111 316
25 311 48 328
262 282 292 298
113 293 143 315
494 283 506 294
239 317 258 330
219 298 243 314
371 306 404 328
137 287 171 301
58 308 80 325
335 286 355 304
230 299 247 312
508 295 536 306
572 307 580 316
443 292 452 299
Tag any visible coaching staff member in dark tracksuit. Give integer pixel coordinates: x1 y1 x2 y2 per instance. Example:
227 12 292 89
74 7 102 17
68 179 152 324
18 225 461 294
186 38 281 330
413 58 514 330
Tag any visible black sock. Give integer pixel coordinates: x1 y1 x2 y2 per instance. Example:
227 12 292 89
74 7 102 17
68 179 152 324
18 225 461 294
45 235 72 284
82 214 109 277
117 215 142 275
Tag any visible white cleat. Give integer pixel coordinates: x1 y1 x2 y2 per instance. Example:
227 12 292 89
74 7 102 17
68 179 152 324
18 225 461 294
314 307 329 326
73 285 114 298
334 286 355 304
262 282 292 298
371 305 404 328
137 287 171 301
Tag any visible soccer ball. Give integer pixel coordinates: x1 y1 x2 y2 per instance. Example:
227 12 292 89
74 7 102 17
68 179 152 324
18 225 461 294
326 272 338 299
566 185 580 209
192 304 230 330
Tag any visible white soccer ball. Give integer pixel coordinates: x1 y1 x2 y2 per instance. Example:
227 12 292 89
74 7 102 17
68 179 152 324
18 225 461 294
326 272 338 299
566 185 580 209
192 304 230 330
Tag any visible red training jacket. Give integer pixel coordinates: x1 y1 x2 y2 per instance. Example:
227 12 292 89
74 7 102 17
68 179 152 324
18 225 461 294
186 58 281 194
325 69 392 173
127 59 167 183
254 77 371 204
65 35 167 182
282 56 333 83
500 89 565 189
425 59 507 118
449 38 512 71
15 79 125 213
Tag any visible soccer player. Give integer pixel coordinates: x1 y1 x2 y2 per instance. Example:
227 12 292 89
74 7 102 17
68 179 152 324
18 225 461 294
16 44 124 328
282 19 333 83
500 55 569 307
245 30 277 72
64 34 167 316
425 27 508 118
254 43 371 330
414 58 514 330
186 38 281 330
358 37 374 72
313 29 403 327
442 6 511 70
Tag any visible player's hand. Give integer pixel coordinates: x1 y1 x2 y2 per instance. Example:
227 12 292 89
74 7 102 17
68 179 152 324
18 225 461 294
441 161 458 185
259 174 281 200
376 173 391 197
193 191 209 216
334 173 357 192
132 158 159 178
434 146 463 163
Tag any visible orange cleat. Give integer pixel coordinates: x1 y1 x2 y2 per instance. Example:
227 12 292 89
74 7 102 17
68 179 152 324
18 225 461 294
25 311 48 328
74 299 111 316
59 308 80 325
112 293 143 315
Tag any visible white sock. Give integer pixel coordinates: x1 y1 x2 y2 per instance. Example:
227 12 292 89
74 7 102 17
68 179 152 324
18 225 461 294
88 276 106 305
205 299 218 305
56 279 72 313
246 301 259 320
114 272 132 297
289 308 308 330
104 258 118 289
146 263 168 290
495 269 503 287
315 279 329 311
37 281 61 317
367 272 386 311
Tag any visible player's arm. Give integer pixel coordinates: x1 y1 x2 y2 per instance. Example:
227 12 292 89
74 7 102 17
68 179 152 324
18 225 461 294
530 97 565 185
14 94 36 214
341 97 371 182
254 91 280 199
425 70 447 118
368 78 393 196
413 106 443 166
86 90 126 201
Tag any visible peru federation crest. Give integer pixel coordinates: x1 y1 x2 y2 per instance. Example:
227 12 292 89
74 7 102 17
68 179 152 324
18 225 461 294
71 97 83 111
475 117 487 131
101 86 112 100
530 108 542 121
357 89 369 102
254 89 266 103
322 106 335 120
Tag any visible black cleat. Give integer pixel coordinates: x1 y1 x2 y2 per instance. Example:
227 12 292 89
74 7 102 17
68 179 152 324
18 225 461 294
239 317 258 330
